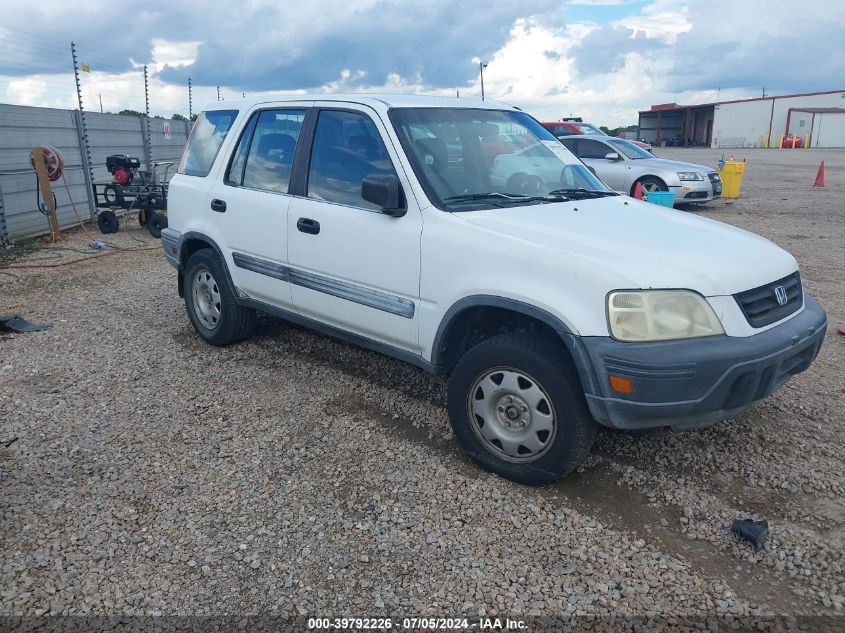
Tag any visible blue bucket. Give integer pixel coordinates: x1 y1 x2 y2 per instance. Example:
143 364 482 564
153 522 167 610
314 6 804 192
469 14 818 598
646 191 675 207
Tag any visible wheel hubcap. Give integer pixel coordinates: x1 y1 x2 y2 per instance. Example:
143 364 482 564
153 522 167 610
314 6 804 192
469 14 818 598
192 268 221 330
467 367 557 463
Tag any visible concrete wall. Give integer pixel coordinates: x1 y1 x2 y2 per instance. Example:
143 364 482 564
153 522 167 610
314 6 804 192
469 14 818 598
0 103 190 244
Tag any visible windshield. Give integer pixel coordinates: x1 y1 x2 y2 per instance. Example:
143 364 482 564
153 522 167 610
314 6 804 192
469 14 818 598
390 108 611 211
574 123 606 135
607 138 653 159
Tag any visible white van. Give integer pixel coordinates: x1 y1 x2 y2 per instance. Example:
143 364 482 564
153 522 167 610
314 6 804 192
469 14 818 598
161 95 827 484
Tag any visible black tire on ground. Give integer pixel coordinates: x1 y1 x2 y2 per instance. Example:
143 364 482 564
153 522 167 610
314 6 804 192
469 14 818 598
183 249 256 346
632 176 667 196
146 212 167 238
447 333 598 485
97 210 119 234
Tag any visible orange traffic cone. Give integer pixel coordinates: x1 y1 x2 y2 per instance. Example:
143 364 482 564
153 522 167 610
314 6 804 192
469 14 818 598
813 161 825 187
633 181 644 199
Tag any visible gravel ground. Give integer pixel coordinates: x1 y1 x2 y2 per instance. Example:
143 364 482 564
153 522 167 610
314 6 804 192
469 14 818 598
1 149 843 628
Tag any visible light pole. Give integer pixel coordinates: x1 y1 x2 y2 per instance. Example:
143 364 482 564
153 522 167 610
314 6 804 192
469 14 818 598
479 61 488 101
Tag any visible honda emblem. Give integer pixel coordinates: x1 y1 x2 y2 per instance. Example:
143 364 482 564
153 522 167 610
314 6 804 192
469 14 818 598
774 286 788 305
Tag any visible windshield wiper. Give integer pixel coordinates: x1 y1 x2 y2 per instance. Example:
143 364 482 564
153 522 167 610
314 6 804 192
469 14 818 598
547 188 619 199
445 192 570 206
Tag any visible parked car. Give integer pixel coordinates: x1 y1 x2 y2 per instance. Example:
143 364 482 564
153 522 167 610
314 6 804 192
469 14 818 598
162 95 826 485
559 134 722 203
542 121 653 152
490 141 600 193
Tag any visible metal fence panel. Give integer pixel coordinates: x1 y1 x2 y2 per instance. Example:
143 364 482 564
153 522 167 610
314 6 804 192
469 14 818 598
0 103 89 241
85 111 146 185
0 104 189 242
149 117 189 181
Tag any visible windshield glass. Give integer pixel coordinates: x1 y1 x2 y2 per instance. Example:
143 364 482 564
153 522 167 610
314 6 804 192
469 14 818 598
607 138 653 159
574 123 606 135
390 108 611 210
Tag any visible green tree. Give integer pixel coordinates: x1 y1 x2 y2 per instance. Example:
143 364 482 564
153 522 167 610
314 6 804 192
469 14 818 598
171 113 188 121
117 109 144 117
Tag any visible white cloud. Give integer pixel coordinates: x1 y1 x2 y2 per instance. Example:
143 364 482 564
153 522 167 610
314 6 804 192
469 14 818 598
1 0 842 127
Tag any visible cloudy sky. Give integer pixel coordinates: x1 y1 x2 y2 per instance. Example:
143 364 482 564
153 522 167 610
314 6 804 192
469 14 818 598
1 0 842 126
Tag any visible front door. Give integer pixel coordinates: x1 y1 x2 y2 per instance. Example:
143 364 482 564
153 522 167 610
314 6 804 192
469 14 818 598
286 105 422 353
206 107 309 308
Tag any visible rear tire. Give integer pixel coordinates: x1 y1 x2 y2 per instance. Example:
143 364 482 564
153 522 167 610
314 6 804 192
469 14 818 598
184 249 255 346
447 333 597 484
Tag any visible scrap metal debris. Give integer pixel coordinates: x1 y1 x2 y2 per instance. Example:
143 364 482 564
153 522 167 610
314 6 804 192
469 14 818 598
0 314 52 333
731 519 769 551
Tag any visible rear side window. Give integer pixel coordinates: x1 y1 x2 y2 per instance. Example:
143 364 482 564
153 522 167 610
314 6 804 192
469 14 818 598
307 110 396 210
240 110 306 193
177 110 238 177
576 139 611 159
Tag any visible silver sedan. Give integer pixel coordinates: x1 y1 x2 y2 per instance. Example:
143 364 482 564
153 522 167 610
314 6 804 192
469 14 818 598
558 134 722 204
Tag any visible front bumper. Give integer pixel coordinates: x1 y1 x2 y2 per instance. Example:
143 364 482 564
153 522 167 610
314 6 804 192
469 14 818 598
669 178 721 203
565 295 827 430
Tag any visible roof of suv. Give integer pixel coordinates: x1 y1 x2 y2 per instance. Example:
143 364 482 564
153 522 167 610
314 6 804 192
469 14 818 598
202 93 521 112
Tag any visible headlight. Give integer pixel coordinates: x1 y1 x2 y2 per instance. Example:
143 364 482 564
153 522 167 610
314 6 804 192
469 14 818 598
677 172 704 181
607 290 724 342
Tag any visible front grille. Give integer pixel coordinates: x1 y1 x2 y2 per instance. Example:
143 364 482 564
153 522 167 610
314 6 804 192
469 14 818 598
733 271 802 327
684 191 708 199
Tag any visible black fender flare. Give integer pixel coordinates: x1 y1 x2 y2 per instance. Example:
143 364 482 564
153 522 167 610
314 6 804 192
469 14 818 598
430 295 601 395
177 232 238 300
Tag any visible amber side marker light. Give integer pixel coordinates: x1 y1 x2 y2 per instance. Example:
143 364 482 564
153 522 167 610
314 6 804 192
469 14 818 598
609 375 634 394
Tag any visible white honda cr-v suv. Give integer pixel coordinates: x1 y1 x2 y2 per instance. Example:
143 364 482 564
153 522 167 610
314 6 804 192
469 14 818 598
161 95 827 484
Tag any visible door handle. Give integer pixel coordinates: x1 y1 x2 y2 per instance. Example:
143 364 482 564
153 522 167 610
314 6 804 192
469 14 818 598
210 198 227 212
297 217 320 235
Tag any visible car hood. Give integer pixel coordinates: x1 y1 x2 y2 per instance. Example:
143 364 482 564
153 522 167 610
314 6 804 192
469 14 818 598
636 157 717 173
456 197 797 296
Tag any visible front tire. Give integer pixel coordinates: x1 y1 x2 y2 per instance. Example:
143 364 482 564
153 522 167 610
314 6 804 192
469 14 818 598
632 176 666 196
184 249 255 346
447 333 597 484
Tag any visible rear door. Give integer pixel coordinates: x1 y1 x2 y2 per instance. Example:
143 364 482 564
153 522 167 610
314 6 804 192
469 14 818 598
572 138 629 192
286 105 422 353
205 106 311 308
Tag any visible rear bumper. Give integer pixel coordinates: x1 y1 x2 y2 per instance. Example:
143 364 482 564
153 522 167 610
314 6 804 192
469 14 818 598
566 295 827 430
161 227 182 269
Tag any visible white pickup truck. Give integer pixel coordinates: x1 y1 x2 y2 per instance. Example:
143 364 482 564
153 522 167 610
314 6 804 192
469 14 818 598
161 95 826 484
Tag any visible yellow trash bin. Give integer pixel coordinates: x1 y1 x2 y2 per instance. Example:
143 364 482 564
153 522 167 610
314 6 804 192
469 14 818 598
718 160 746 198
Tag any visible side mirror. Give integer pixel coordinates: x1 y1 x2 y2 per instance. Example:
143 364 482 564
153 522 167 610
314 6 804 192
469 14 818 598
604 152 621 161
361 173 406 217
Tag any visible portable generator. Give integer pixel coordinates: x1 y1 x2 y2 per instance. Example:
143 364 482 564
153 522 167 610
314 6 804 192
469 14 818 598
93 155 171 238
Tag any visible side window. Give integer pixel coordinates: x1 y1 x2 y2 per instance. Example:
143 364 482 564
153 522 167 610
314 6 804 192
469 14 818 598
239 110 306 193
177 110 239 177
307 110 397 210
577 139 611 159
560 138 577 152
225 114 258 186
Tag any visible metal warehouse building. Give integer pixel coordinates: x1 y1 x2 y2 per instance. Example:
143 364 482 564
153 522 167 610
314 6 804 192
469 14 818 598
637 89 845 149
